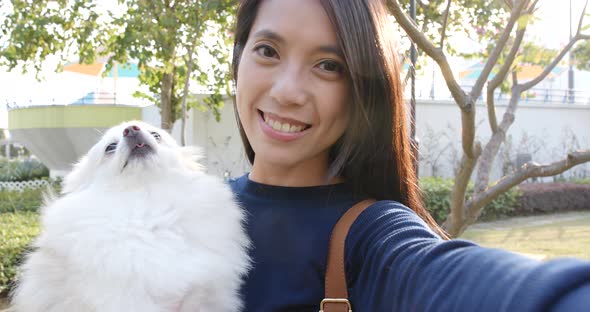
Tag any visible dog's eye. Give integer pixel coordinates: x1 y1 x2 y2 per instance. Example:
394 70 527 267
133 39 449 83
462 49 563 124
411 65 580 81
150 131 161 142
105 143 117 153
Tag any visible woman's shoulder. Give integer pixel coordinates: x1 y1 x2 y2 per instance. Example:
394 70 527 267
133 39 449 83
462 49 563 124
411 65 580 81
354 199 441 239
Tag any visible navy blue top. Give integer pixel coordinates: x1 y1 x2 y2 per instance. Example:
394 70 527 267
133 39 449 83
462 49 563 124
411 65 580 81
230 174 590 312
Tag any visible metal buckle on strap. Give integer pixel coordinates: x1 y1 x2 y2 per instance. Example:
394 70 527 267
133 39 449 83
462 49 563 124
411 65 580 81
319 298 352 312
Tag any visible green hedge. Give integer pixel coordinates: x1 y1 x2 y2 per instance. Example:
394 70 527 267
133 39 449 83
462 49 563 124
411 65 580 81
0 183 58 296
0 188 46 214
0 158 49 182
420 177 522 224
0 212 40 296
0 180 61 214
572 178 590 184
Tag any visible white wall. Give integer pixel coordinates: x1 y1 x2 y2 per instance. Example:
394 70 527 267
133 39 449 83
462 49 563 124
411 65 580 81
142 101 251 180
144 99 590 182
416 100 590 181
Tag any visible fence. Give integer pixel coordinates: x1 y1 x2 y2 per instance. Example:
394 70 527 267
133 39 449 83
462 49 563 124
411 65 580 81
0 179 50 192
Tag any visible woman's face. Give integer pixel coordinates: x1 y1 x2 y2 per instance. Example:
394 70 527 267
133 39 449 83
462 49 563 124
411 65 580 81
236 0 350 185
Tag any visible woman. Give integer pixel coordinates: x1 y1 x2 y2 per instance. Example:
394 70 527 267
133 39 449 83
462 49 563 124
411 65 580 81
229 0 590 311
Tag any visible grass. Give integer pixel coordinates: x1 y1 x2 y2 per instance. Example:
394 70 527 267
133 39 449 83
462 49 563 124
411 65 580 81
461 211 590 260
0 212 40 311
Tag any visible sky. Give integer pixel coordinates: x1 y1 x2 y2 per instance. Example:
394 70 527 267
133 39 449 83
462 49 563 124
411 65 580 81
531 0 588 49
1 0 589 129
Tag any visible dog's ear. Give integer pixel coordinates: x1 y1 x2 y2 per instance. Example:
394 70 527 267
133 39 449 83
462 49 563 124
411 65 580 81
62 154 92 194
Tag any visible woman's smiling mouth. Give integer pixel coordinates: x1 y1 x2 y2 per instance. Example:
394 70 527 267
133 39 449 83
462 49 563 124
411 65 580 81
258 110 311 141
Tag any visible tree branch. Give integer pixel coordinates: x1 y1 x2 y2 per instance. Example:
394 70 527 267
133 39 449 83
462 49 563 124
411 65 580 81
469 0 528 101
520 35 582 91
576 0 589 36
489 29 527 91
486 27 527 134
530 0 541 11
388 0 470 110
461 109 478 158
439 0 452 48
520 0 589 91
443 147 481 236
512 70 518 86
468 150 590 218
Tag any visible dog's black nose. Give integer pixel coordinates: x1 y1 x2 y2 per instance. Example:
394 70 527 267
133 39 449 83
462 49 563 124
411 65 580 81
123 125 141 137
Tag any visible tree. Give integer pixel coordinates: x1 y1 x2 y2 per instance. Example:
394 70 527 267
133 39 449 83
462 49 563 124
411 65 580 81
389 0 590 237
573 40 590 70
0 0 236 135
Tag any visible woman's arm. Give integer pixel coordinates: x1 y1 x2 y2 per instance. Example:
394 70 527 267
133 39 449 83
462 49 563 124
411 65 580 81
345 201 590 312
552 282 590 311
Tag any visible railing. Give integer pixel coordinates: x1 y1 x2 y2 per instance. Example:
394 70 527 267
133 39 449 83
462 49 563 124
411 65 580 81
1 92 145 110
0 179 50 192
409 83 590 105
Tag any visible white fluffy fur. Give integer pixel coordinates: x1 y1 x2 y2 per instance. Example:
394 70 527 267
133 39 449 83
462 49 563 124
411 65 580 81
10 121 250 312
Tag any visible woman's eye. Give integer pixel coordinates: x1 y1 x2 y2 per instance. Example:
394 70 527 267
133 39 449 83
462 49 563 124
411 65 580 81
254 44 278 58
105 143 117 153
318 60 344 74
150 131 161 141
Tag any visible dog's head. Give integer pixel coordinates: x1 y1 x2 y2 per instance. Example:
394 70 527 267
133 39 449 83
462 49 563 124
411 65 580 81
62 120 201 194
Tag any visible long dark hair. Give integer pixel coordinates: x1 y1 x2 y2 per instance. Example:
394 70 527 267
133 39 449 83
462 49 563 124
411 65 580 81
232 0 447 238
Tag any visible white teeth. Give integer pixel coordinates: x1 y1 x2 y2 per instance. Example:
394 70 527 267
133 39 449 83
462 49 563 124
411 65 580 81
281 123 290 132
263 113 307 133
272 120 282 131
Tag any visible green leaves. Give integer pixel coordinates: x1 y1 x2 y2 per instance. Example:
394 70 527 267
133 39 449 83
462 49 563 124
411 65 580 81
573 40 590 71
420 177 522 224
516 13 537 31
0 0 237 127
0 0 105 76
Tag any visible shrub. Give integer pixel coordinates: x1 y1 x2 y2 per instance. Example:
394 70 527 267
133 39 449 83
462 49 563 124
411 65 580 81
420 177 454 224
480 185 521 220
420 177 522 224
517 183 590 214
0 159 49 182
0 180 60 297
0 212 40 296
0 188 45 214
0 179 61 214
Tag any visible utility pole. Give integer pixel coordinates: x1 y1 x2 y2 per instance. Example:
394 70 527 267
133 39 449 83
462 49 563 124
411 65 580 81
410 0 419 176
569 0 575 103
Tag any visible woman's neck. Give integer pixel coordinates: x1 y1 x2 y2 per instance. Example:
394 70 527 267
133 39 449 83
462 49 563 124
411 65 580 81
249 160 343 187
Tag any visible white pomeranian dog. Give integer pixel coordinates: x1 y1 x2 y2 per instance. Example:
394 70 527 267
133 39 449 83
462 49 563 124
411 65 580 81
10 121 250 312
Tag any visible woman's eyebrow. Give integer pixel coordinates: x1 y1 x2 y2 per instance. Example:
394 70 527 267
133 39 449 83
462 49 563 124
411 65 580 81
252 29 343 58
315 45 344 58
252 29 285 44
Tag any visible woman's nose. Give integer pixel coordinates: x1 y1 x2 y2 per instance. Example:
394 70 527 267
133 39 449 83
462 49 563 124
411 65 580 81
268 64 310 106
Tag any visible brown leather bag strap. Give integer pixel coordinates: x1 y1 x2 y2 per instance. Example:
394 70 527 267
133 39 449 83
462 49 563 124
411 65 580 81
320 199 376 312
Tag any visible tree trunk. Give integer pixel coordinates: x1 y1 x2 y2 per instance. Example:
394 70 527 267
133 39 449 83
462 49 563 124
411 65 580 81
474 89 520 194
443 149 480 237
180 43 196 146
161 72 174 132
